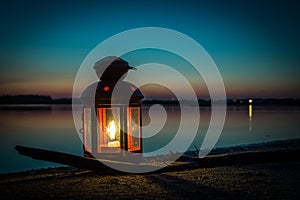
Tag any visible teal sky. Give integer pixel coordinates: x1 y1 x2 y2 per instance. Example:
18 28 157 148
0 0 299 98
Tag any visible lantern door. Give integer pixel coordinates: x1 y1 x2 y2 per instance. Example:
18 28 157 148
127 107 142 152
97 107 122 153
83 107 92 153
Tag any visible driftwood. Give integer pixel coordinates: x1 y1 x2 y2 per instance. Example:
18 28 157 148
15 145 137 172
15 145 300 173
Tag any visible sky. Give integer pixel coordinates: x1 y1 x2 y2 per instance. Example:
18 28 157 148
0 0 299 99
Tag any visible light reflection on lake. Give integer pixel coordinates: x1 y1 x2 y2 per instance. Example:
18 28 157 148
0 105 299 173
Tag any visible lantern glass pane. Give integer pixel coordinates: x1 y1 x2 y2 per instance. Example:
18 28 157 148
97 107 121 153
83 107 92 152
127 107 141 152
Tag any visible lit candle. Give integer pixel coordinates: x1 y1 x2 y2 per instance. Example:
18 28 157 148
107 120 116 140
106 120 120 147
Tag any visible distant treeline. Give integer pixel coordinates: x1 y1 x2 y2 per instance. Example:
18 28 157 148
0 95 72 104
0 95 299 105
143 98 300 106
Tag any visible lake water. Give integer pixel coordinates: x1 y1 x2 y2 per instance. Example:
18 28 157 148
0 105 299 174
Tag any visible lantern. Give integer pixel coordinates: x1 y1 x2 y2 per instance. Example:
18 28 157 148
80 57 143 158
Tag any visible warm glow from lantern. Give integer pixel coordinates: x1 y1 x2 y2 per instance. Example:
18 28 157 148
107 120 116 140
106 120 120 148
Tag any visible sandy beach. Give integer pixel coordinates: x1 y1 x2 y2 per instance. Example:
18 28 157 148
1 139 299 199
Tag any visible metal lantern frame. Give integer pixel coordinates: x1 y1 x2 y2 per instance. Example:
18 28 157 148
81 82 143 158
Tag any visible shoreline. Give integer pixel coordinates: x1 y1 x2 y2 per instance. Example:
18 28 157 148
2 138 299 175
0 138 299 199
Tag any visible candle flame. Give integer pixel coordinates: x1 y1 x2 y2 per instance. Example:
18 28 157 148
107 120 116 140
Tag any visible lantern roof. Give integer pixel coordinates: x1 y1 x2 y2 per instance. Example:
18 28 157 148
93 56 136 71
93 56 136 82
80 81 144 105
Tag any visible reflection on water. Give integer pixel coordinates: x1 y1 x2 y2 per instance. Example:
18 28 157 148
0 105 82 173
249 105 253 131
0 105 300 173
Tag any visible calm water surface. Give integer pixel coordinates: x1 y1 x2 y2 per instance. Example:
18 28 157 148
0 105 299 173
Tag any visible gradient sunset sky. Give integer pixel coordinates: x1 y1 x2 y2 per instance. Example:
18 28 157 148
0 0 299 99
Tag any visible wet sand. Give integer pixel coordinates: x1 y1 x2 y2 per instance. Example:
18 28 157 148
1 140 299 199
